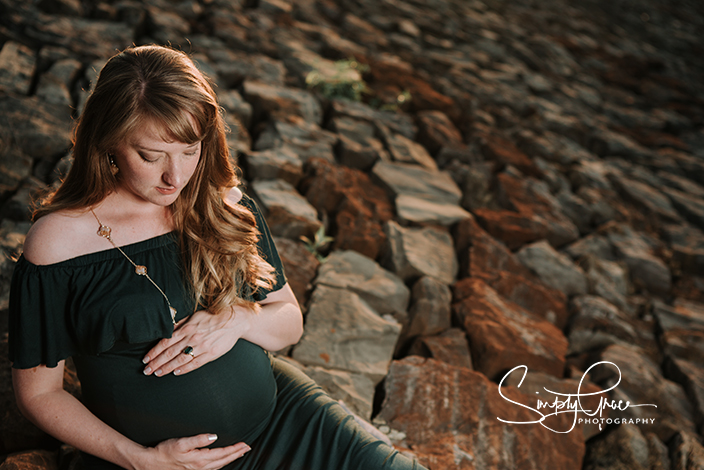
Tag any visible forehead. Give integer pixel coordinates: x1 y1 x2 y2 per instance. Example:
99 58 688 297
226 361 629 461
128 118 178 145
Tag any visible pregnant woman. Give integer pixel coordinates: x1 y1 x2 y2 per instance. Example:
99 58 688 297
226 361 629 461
9 45 424 470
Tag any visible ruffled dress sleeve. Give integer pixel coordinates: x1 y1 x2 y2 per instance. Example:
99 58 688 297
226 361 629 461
8 256 80 369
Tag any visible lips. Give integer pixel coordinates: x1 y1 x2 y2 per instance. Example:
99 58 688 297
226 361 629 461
156 186 178 195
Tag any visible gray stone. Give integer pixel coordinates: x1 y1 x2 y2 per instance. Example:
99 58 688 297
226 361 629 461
328 117 375 143
249 179 321 240
583 424 652 470
662 186 704 230
593 344 696 441
36 57 82 107
28 16 135 58
383 220 457 285
147 6 190 45
244 147 303 185
516 240 588 297
219 89 253 130
662 224 704 275
315 250 410 317
0 42 36 95
669 431 704 470
606 225 672 295
0 146 33 198
652 299 704 366
658 171 704 199
403 276 452 339
277 39 362 88
566 295 642 355
394 194 471 226
569 160 614 191
564 233 615 261
0 220 31 304
302 365 376 421
371 161 461 205
292 285 401 384
664 357 704 435
379 128 437 171
243 80 323 125
330 100 416 140
254 118 337 163
0 95 72 160
211 51 286 87
554 188 594 235
589 126 654 163
336 135 387 171
371 161 470 225
582 256 630 312
610 176 681 222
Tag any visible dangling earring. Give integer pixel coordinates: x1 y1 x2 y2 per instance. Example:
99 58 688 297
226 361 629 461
108 154 119 176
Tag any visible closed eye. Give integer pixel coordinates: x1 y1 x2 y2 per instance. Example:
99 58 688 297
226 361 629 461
139 152 158 163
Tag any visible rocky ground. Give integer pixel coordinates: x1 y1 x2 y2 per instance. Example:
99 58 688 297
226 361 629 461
1 0 704 469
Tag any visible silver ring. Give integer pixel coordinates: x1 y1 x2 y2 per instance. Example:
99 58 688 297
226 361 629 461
182 346 195 358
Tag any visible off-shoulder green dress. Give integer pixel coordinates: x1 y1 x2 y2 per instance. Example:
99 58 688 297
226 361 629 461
8 195 423 470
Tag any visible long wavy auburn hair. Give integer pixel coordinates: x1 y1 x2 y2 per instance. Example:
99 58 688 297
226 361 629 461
34 45 276 313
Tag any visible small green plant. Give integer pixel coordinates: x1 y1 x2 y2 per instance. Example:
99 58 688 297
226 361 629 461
300 225 334 263
306 59 370 102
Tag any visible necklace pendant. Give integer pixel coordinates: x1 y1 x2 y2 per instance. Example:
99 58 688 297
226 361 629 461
169 306 177 324
135 265 147 276
97 225 111 239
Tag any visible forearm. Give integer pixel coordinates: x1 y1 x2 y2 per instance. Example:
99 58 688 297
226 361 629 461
16 387 146 470
239 299 303 351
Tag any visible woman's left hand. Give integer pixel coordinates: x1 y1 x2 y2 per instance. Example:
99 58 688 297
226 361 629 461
142 308 254 377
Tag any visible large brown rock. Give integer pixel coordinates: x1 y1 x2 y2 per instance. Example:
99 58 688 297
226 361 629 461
496 173 580 248
300 158 393 260
454 217 568 328
452 278 568 380
272 236 320 309
378 356 585 470
472 207 549 250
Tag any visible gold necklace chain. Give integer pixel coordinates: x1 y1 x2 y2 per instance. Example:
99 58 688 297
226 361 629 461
90 209 176 325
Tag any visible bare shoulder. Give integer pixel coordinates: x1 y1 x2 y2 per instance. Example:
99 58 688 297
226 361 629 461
23 210 99 265
223 186 243 209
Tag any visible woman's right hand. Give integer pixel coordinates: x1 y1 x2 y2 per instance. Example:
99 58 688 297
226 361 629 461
136 434 251 470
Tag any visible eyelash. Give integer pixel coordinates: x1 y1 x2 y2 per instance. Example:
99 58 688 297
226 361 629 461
139 150 199 162
139 153 157 163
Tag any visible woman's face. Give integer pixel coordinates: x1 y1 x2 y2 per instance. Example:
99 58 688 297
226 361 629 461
112 118 201 207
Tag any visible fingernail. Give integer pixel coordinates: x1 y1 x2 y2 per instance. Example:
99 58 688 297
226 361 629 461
143 366 152 375
155 369 162 377
245 445 251 452
143 356 150 364
174 369 181 375
208 434 218 441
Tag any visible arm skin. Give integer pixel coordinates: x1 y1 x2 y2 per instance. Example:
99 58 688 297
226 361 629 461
142 282 303 377
12 362 251 470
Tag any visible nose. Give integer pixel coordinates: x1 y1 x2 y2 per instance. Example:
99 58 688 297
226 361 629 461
162 158 185 188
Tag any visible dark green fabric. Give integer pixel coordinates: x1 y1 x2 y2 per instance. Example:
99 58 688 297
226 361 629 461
8 194 425 470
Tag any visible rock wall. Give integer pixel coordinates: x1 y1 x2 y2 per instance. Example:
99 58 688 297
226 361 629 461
1 0 704 469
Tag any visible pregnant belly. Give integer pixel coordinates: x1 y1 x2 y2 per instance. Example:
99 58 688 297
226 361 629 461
74 340 277 447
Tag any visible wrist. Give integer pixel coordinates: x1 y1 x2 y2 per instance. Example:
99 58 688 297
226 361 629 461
121 442 152 470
